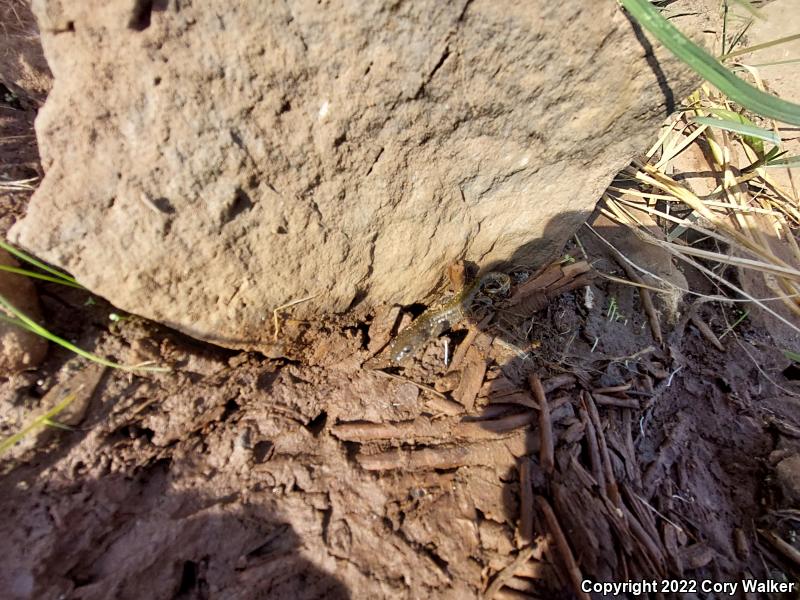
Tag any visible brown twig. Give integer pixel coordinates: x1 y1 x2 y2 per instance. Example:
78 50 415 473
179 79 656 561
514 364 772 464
689 313 725 351
453 345 488 412
620 497 667 571
580 404 606 492
455 412 537 436
505 261 593 315
541 374 577 394
535 496 591 600
333 411 539 444
487 392 539 410
662 522 683 574
734 528 750 561
609 249 663 345
759 529 800 568
423 394 465 416
517 458 535 547
622 409 642 489
591 392 640 410
332 418 453 442
480 377 523 398
562 418 586 444
529 375 554 474
483 545 537 600
448 313 493 372
583 392 621 506
593 382 632 394
358 430 534 471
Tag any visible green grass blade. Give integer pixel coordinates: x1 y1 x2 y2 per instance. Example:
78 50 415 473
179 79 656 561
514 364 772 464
40 417 73 431
0 392 77 455
0 295 170 372
743 147 786 172
0 265 85 288
702 107 770 154
765 155 800 169
719 309 749 340
693 116 780 144
0 239 81 287
619 0 800 125
783 349 800 363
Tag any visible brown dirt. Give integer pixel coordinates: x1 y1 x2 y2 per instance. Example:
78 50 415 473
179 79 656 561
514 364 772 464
3 12 800 600
3 204 800 599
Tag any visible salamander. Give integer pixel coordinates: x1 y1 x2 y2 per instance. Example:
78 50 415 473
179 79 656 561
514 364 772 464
386 271 510 365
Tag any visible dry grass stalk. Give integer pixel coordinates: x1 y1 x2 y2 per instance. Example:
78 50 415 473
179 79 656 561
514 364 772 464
597 82 800 339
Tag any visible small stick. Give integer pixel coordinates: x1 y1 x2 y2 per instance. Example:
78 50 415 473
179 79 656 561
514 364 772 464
734 528 750 561
483 545 537 600
507 265 564 306
619 502 666 572
603 345 657 363
593 382 632 394
562 418 586 444
662 522 683 574
579 405 606 492
529 375 554 474
690 313 725 351
358 431 532 471
592 393 640 410
488 393 573 415
453 345 488 412
535 496 591 600
456 412 536 436
480 377 521 398
487 392 539 410
622 409 642 488
541 374 576 394
623 486 663 556
517 458 535 547
611 250 663 345
332 418 451 442
584 392 621 505
640 285 663 345
759 529 800 568
561 261 592 279
448 313 493 372
424 395 464 416
768 417 800 438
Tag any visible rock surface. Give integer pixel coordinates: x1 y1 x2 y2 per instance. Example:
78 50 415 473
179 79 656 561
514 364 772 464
13 0 710 350
0 249 48 374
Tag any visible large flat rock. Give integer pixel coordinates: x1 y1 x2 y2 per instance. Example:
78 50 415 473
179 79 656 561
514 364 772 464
14 0 708 349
